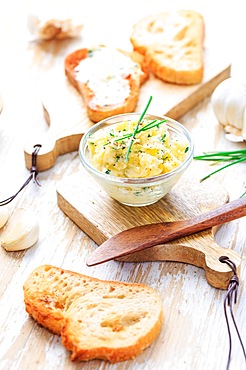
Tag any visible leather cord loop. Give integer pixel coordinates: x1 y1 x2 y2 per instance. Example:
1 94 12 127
0 144 42 206
219 256 246 370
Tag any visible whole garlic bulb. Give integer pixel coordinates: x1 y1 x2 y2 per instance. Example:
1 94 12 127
1 208 39 251
211 78 246 141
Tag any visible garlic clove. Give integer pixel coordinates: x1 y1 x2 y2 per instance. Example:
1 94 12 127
0 205 12 229
0 208 39 251
211 78 246 141
225 133 245 142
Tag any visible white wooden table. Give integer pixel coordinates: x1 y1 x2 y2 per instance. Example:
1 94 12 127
0 1 245 369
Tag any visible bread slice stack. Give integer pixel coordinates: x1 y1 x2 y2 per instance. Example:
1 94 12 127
130 10 205 85
23 265 163 363
64 45 149 122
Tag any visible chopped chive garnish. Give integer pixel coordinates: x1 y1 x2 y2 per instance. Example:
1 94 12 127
125 96 153 162
103 118 167 146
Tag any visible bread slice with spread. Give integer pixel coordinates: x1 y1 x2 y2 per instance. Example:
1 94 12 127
130 10 205 85
23 265 163 363
64 45 149 122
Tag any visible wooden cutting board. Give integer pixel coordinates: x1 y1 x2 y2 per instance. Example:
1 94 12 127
56 170 241 289
24 48 230 172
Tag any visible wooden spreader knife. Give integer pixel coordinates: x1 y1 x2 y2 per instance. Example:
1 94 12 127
86 196 246 275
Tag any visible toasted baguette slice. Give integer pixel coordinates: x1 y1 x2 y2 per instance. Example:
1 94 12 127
23 265 163 363
64 45 149 122
130 10 205 85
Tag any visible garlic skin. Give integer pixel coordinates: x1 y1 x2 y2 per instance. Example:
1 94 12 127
27 14 83 40
211 78 246 141
1 208 39 252
27 3 83 41
0 205 12 229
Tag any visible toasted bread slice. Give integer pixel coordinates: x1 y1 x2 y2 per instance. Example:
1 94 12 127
23 265 163 363
64 45 149 122
130 10 204 85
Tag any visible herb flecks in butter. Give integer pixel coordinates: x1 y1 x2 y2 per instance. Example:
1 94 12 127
87 118 189 179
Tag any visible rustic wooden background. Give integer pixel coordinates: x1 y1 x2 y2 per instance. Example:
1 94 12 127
0 1 245 369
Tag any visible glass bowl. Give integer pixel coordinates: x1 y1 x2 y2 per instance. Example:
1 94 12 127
79 113 194 207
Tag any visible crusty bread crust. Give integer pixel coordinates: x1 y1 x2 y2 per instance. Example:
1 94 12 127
23 265 163 363
64 45 149 122
130 10 205 85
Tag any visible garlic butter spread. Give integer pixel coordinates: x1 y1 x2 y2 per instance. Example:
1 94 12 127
74 47 141 107
87 119 189 178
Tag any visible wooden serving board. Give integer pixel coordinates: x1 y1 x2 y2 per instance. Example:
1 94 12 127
24 48 230 172
57 170 241 289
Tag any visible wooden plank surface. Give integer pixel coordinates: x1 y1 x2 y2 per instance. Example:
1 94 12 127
0 1 246 370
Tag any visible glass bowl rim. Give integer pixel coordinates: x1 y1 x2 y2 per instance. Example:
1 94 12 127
79 113 194 185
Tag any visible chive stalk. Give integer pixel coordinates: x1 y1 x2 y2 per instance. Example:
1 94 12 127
125 96 153 162
194 149 246 196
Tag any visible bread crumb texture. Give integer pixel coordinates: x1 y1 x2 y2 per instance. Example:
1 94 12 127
23 265 163 363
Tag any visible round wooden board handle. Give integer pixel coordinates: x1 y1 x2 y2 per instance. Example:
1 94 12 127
117 230 241 290
24 132 83 172
23 82 93 172
86 196 246 288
